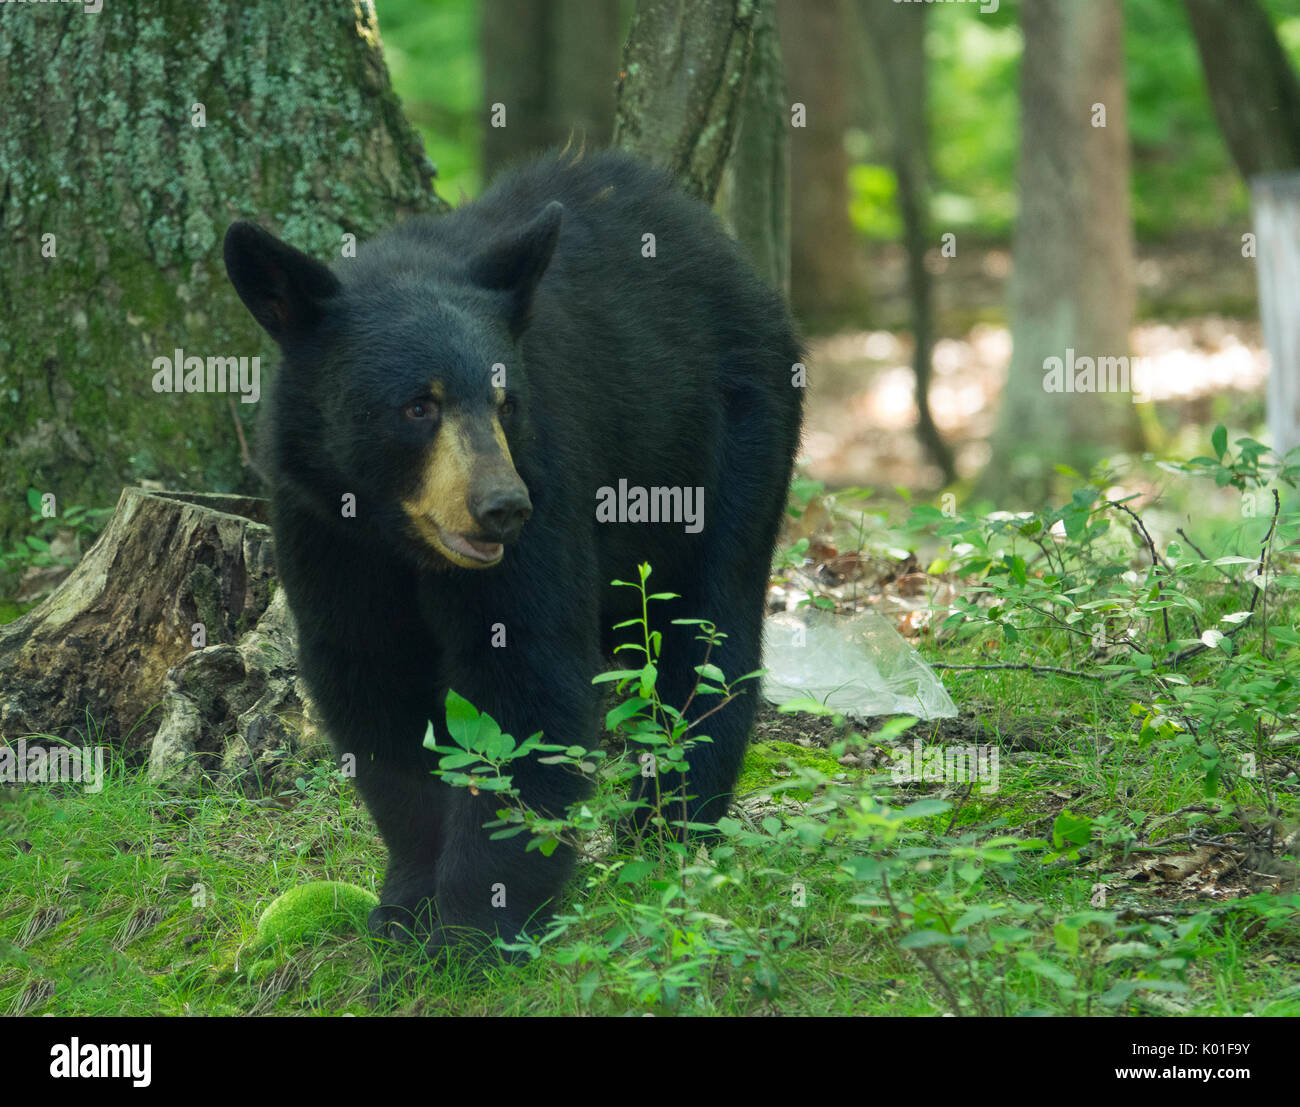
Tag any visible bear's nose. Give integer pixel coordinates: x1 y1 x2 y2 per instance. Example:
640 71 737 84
470 488 533 542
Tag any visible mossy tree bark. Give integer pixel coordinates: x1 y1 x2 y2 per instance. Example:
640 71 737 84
613 0 759 204
0 1 444 545
724 0 792 296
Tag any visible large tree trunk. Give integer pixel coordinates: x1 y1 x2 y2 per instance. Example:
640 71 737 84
856 0 955 485
724 0 791 294
613 0 759 203
777 0 868 331
982 0 1140 503
481 0 621 178
0 1 442 546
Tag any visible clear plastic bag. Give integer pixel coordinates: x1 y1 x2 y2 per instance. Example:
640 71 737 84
762 607 957 719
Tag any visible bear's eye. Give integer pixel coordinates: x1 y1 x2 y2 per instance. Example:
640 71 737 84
403 398 440 423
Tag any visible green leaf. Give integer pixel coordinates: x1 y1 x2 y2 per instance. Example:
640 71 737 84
1211 424 1227 459
1053 923 1079 954
899 929 950 949
444 690 481 749
438 752 483 771
1051 809 1093 849
899 798 951 821
605 697 651 730
776 698 837 717
1099 979 1139 1006
754 965 779 995
1016 952 1076 988
591 668 643 684
617 860 657 884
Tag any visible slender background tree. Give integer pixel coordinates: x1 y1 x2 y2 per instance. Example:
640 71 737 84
480 0 621 177
1184 0 1300 457
982 0 1140 501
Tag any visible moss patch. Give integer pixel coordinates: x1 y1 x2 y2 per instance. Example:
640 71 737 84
255 881 378 951
737 740 847 800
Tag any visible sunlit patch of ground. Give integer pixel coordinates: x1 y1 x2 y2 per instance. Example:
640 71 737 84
801 317 1269 491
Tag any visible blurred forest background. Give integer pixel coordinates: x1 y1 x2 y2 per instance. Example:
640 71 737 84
387 0 1282 238
377 0 1294 495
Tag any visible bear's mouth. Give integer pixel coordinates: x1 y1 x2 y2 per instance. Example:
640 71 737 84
434 527 504 566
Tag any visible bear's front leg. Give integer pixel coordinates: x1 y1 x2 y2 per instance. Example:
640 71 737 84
351 753 449 943
425 608 600 958
295 630 449 945
429 782 583 959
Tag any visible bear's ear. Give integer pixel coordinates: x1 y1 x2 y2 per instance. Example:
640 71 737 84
468 201 563 338
223 222 341 343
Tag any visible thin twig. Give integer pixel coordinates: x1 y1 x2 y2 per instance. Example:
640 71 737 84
1176 527 1235 580
1165 487 1281 665
1117 904 1245 920
930 662 1110 681
1256 488 1281 659
227 395 268 484
945 783 973 835
1108 500 1171 645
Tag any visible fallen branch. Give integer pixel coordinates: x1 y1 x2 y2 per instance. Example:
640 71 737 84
930 661 1110 681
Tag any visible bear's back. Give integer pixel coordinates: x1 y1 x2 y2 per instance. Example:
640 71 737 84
390 151 793 366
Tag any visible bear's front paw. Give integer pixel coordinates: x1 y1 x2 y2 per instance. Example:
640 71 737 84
367 899 435 944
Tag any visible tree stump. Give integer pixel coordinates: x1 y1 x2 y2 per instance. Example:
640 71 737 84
0 488 320 791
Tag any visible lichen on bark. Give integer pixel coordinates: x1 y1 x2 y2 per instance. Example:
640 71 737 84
0 1 446 544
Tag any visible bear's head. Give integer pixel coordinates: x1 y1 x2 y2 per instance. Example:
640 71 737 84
222 201 564 571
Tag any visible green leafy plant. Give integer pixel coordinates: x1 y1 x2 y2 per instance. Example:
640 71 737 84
1 488 112 576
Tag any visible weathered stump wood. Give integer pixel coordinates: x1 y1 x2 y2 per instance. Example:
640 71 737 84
0 488 317 790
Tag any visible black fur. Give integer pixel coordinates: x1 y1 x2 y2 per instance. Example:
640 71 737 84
224 150 804 958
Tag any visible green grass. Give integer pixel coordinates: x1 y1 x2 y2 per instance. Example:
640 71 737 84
3 662 1296 1015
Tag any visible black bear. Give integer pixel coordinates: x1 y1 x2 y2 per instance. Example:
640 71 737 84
223 150 803 958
